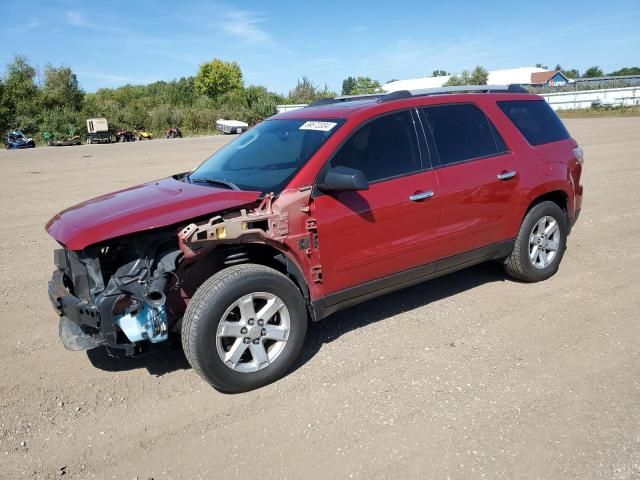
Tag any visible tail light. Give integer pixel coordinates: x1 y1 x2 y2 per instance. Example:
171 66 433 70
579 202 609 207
573 146 584 165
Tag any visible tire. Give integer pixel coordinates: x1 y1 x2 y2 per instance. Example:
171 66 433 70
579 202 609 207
182 264 308 393
504 201 568 282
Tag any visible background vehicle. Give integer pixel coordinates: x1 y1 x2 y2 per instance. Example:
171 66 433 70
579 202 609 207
49 136 82 147
134 128 153 141
43 131 82 146
591 98 624 109
86 118 113 144
47 85 583 393
216 119 248 134
165 127 182 138
6 130 36 149
116 129 134 142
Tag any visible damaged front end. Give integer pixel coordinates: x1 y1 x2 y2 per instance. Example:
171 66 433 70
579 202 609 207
49 233 181 355
178 194 289 256
48 187 317 356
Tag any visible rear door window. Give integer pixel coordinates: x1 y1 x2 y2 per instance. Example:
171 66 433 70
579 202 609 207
329 110 422 182
422 104 507 167
497 100 570 146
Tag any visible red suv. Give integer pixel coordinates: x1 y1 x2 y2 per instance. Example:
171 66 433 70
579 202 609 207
47 85 583 392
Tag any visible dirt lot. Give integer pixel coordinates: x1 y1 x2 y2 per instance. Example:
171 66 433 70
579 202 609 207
1 118 639 479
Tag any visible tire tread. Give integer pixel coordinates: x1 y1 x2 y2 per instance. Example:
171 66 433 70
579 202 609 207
504 201 567 282
181 264 305 392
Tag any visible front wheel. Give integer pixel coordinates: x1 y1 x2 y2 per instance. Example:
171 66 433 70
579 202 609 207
182 264 308 393
504 201 568 282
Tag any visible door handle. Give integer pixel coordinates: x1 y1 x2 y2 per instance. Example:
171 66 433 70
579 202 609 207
409 191 435 202
497 170 517 180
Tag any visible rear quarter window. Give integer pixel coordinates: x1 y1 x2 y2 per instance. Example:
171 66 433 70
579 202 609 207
497 100 570 146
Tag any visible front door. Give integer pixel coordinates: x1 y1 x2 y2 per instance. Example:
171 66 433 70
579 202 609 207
312 110 442 295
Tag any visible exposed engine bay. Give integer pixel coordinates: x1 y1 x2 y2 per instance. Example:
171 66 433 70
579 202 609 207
50 231 182 354
49 190 316 356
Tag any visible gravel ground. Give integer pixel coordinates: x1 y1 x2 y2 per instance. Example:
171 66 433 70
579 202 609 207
0 118 639 479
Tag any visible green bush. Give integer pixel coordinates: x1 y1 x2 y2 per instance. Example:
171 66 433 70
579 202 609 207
0 54 335 141
40 107 84 139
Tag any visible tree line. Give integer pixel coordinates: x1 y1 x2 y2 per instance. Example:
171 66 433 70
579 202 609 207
0 55 343 142
1 54 638 142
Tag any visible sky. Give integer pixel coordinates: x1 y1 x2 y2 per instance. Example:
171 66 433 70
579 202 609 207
1 0 639 94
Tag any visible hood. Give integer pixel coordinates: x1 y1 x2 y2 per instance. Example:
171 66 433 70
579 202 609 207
46 176 261 250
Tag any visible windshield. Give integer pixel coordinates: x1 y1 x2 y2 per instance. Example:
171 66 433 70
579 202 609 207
190 118 344 193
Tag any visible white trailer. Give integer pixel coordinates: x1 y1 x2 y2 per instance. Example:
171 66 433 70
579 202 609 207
86 118 113 144
216 119 249 135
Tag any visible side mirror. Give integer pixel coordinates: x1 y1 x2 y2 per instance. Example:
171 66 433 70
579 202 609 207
318 166 369 193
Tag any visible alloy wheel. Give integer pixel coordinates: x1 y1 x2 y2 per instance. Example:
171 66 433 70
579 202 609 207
215 292 290 373
529 216 561 269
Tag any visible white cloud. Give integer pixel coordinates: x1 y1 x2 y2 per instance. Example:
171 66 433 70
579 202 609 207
221 9 274 46
65 10 93 28
356 36 514 81
64 10 125 34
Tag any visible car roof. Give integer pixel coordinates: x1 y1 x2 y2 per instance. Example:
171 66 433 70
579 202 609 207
272 86 541 121
273 98 380 120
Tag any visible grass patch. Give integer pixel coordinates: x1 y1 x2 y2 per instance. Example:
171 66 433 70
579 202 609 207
558 107 640 118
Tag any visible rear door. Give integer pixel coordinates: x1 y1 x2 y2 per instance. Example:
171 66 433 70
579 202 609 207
420 103 519 258
312 109 442 295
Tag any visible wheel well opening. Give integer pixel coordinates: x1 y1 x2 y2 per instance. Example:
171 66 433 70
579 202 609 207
216 243 311 302
528 190 569 222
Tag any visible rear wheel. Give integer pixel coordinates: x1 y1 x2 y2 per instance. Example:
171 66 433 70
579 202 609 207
182 264 308 393
504 201 568 282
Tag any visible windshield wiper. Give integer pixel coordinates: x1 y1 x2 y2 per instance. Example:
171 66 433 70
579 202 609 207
190 176 240 191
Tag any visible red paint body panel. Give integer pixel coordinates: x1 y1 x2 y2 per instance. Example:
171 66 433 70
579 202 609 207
509 139 581 236
313 171 442 294
433 152 521 259
46 177 261 250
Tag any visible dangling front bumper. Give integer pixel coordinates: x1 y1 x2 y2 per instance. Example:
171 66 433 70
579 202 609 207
47 249 139 355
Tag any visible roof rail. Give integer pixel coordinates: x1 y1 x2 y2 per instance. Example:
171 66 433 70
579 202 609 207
305 84 529 108
307 93 385 107
378 84 528 102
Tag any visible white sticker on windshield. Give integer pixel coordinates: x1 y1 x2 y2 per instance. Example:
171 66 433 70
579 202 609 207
299 121 337 132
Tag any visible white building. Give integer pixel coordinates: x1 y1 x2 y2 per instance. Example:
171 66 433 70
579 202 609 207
382 67 572 92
